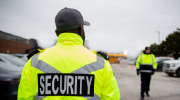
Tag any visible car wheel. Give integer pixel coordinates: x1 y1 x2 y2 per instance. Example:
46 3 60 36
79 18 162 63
157 67 161 72
176 68 180 77
168 73 173 76
157 67 160 71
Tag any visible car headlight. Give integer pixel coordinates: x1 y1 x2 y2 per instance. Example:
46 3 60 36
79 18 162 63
170 63 176 67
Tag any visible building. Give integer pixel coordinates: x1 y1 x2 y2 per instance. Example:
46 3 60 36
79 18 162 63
0 30 42 54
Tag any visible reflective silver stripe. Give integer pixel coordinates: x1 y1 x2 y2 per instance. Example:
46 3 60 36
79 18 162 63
140 63 153 65
152 54 153 64
31 54 62 73
84 93 100 100
136 60 140 69
71 55 104 74
35 93 100 100
136 61 140 63
32 54 104 100
35 93 46 100
140 70 152 73
31 54 104 74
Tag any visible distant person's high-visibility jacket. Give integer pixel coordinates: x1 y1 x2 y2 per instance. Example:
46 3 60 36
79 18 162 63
136 52 157 73
18 33 121 100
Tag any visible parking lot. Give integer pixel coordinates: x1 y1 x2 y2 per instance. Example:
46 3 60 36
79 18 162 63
111 64 180 100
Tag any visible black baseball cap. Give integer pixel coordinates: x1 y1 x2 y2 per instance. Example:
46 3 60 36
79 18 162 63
145 47 150 50
55 7 90 33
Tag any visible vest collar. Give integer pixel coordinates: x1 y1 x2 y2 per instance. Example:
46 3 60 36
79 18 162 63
142 52 152 55
56 33 83 46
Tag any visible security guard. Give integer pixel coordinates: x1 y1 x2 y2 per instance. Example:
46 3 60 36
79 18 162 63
136 47 157 100
18 8 121 100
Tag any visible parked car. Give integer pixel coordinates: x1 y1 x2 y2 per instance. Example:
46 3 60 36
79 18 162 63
163 57 180 77
11 54 28 62
156 57 174 71
0 61 22 100
127 59 136 65
0 53 26 69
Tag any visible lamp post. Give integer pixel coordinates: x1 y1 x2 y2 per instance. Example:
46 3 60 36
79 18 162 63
156 31 160 56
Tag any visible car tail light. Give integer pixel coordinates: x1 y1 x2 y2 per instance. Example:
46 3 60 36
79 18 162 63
9 78 20 84
0 81 10 84
24 58 28 61
0 81 5 84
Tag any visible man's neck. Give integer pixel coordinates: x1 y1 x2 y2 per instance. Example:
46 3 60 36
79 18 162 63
143 51 151 54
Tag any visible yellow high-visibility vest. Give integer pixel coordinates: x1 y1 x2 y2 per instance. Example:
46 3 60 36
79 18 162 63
136 53 157 73
18 33 121 100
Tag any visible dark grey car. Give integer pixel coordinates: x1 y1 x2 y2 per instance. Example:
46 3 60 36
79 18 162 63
0 61 22 100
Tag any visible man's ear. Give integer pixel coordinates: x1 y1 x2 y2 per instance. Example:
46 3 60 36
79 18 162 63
55 30 59 37
79 26 84 37
80 25 83 34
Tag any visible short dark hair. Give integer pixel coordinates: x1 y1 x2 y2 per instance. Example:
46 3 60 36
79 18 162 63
56 27 81 36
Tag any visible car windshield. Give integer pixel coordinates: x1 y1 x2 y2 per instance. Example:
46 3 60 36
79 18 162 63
15 55 24 58
127 59 134 61
2 55 26 66
156 58 172 61
156 58 161 61
12 54 28 58
22 54 28 59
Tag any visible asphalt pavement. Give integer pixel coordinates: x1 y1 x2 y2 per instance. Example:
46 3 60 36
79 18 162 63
111 64 180 100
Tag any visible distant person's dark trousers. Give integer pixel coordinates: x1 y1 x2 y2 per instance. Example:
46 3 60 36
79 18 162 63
140 73 151 97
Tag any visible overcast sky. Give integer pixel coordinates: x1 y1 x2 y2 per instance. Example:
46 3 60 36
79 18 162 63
0 0 180 58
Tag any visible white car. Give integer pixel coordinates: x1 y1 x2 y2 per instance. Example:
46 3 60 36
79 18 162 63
0 53 26 69
156 57 174 61
127 59 135 65
163 57 180 77
11 54 28 62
